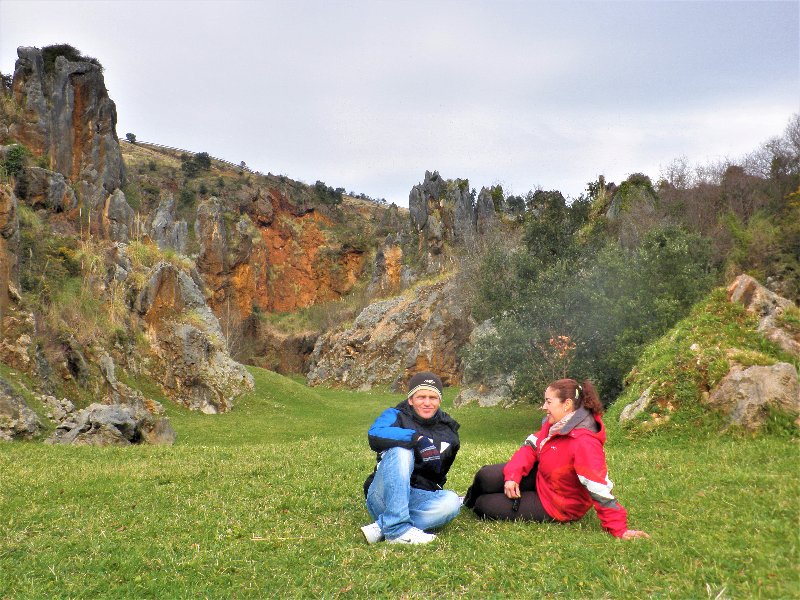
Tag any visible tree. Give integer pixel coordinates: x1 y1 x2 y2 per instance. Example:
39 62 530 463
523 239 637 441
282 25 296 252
125 132 136 143
195 152 212 170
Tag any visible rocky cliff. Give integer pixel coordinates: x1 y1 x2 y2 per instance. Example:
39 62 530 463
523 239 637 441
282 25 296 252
1 43 506 422
306 276 473 390
408 170 498 272
7 46 125 224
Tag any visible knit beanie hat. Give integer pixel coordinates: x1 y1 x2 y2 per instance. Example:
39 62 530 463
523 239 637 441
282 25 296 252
407 371 443 400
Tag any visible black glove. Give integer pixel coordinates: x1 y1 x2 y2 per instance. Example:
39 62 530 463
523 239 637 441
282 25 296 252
416 436 442 473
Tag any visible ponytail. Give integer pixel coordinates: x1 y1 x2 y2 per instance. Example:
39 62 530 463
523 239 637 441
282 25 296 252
549 378 603 415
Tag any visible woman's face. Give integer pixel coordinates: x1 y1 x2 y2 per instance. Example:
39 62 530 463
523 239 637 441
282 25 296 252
542 387 573 424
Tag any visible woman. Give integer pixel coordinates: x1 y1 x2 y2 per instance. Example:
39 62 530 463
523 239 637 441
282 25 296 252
463 378 649 539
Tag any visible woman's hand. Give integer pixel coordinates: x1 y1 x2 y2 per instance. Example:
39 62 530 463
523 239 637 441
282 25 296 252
621 529 650 539
503 480 521 499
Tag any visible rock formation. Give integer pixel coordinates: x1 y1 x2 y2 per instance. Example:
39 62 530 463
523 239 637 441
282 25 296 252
367 234 407 297
306 277 473 390
727 274 800 356
135 261 254 413
706 362 799 430
408 171 484 272
13 166 77 212
0 377 40 440
150 195 188 253
47 401 176 446
619 275 800 431
9 46 124 205
0 183 19 328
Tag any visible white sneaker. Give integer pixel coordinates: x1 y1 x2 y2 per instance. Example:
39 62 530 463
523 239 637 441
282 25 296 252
386 527 436 545
360 522 384 544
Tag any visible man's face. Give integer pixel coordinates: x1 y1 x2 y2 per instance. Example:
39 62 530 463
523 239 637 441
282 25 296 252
408 389 441 419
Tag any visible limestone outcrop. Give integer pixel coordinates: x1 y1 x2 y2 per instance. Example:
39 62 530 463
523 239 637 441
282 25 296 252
0 377 40 440
408 171 492 272
367 234 408 297
47 402 176 446
13 166 77 212
619 275 800 431
0 183 19 328
306 277 473 390
135 261 254 413
9 46 124 205
727 274 800 356
706 362 799 431
150 196 188 253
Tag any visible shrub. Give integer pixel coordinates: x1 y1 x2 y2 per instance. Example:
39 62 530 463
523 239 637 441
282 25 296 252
195 152 212 170
41 44 102 73
465 224 717 402
1 143 30 178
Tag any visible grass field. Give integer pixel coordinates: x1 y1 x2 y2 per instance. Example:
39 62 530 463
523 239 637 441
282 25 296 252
1 367 798 599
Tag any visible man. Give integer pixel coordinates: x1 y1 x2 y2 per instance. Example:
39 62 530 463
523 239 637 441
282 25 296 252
361 371 461 545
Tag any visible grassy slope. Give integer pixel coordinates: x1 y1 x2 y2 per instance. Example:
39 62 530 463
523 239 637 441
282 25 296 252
0 368 797 599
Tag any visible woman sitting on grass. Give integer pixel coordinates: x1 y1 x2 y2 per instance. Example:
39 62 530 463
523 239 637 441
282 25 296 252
463 378 649 539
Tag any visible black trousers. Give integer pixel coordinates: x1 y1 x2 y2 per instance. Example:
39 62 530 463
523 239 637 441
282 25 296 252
464 463 555 522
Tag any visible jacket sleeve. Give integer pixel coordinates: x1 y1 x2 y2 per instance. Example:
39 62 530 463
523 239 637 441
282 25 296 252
502 438 538 483
367 408 418 453
573 436 629 537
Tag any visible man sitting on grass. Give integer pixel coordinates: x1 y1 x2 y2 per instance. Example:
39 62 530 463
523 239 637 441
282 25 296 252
361 371 462 545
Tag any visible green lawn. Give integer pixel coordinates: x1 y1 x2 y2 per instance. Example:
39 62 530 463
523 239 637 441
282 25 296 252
1 367 798 599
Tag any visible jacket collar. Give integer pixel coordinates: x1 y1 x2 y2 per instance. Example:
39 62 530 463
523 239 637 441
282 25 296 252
395 400 460 431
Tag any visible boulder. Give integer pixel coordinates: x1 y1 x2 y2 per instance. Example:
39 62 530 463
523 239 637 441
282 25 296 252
307 276 473 390
0 377 40 440
706 362 799 430
454 374 515 407
47 402 176 446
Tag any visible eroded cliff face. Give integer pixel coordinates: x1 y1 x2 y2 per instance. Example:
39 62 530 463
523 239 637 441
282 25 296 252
306 277 473 390
9 46 125 204
193 190 367 330
407 170 498 273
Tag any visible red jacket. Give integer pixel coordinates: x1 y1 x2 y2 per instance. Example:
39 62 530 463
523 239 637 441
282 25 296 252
503 408 629 537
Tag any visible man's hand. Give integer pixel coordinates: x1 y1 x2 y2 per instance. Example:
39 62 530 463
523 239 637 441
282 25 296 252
416 436 442 473
504 480 521 499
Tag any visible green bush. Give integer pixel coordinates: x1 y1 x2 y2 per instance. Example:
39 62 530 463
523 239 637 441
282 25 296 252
464 225 717 403
41 44 102 73
1 143 30 178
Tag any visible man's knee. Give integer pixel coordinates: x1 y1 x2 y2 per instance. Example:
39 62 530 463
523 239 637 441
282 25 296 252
381 446 414 466
440 490 462 519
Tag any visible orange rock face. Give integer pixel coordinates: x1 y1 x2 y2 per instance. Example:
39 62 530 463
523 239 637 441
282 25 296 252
257 210 364 313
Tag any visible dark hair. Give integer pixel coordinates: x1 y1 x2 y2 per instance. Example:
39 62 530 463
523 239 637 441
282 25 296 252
548 379 603 415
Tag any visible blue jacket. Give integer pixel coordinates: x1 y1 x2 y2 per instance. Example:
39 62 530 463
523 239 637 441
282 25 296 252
364 400 460 494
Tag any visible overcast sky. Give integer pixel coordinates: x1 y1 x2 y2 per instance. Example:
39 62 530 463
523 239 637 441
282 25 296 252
2 1 798 204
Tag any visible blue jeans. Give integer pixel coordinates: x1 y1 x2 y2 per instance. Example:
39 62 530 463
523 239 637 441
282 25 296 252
366 447 461 540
